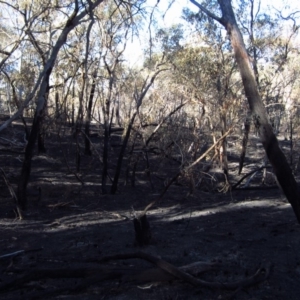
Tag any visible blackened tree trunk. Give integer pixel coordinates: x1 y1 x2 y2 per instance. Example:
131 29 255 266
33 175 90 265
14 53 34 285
37 82 49 154
111 112 137 194
26 14 49 155
16 0 104 210
101 56 119 194
74 71 85 173
220 116 229 184
84 70 97 155
55 90 60 119
110 69 166 194
102 118 110 194
76 137 81 173
190 0 300 223
17 75 50 209
75 72 85 134
37 125 47 154
115 93 122 127
71 100 75 127
239 114 251 174
101 76 113 194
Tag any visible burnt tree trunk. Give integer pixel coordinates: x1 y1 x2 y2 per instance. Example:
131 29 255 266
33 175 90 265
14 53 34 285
239 114 251 174
101 55 123 194
102 119 110 194
191 0 300 222
37 125 47 154
17 116 39 210
71 80 76 127
219 105 229 185
84 70 97 156
115 93 122 127
37 82 49 154
101 84 113 194
15 0 105 210
101 86 113 194
17 76 50 210
76 136 81 173
55 90 60 119
110 69 165 194
74 71 85 172
133 214 152 246
289 117 293 166
111 112 137 194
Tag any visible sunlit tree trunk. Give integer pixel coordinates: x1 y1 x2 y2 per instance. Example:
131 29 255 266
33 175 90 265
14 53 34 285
191 0 300 223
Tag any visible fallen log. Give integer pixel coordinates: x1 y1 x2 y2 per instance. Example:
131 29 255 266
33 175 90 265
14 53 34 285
0 251 271 296
99 251 271 290
124 260 220 283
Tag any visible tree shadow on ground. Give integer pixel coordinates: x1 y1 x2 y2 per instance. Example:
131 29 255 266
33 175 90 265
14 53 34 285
0 185 299 299
1 116 300 299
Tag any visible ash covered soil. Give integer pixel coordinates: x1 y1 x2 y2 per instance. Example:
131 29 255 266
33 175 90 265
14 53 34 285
0 115 300 299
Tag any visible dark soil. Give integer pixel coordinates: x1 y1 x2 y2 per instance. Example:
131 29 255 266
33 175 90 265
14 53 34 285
0 115 300 299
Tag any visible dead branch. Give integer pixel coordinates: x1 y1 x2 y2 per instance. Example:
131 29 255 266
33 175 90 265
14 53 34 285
0 250 24 260
140 127 234 217
0 251 270 297
233 186 278 191
0 260 217 294
99 251 271 290
124 261 220 283
0 136 25 147
232 166 271 190
0 248 43 260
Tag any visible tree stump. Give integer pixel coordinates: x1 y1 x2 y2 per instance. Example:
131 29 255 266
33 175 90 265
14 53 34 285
133 214 152 246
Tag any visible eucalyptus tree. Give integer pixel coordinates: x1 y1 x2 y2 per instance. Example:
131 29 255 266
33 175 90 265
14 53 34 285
23 1 57 153
174 40 239 183
91 0 147 194
0 0 106 212
233 0 300 172
64 15 98 169
110 61 168 194
153 17 243 189
189 0 300 223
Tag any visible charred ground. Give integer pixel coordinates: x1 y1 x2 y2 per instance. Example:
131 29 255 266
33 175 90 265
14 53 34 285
0 115 300 299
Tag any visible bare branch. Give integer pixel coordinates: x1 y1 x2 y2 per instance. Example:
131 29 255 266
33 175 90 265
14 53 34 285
0 0 105 132
0 49 10 55
189 0 222 23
